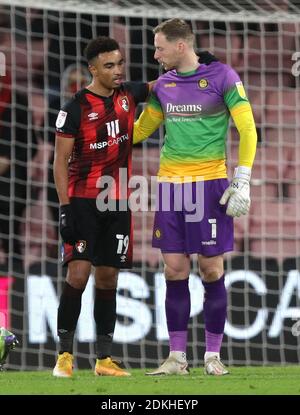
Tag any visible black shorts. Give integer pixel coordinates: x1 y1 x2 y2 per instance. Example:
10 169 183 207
62 197 132 268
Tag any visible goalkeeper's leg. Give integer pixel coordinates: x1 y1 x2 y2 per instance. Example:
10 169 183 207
199 255 229 376
146 253 190 376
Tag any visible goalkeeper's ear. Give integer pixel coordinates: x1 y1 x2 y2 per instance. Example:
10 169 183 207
197 51 219 65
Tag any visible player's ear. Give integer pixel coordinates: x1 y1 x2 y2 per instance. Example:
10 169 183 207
177 41 185 53
88 63 97 77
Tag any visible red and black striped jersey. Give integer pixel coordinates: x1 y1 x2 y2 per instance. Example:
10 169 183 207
55 82 148 199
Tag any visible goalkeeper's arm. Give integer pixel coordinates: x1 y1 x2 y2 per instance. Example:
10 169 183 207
219 105 257 217
133 104 164 144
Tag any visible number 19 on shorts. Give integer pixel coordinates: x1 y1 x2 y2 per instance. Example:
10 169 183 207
116 234 129 254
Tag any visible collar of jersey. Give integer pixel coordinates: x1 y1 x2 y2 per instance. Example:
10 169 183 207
84 88 114 99
176 65 201 77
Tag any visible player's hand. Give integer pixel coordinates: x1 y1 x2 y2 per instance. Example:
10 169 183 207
198 51 218 65
219 166 251 217
59 204 78 245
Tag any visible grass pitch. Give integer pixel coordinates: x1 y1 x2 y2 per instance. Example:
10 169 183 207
0 366 300 395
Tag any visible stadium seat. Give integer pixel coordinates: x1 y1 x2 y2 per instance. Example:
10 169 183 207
250 239 300 262
246 33 294 71
132 147 145 176
247 85 267 126
234 214 250 253
251 145 292 193
249 200 300 261
266 90 300 127
31 93 47 129
285 144 300 200
226 143 291 201
265 127 299 146
246 70 293 92
18 196 57 270
226 142 239 175
14 39 48 87
132 211 160 267
199 34 243 67
146 147 160 177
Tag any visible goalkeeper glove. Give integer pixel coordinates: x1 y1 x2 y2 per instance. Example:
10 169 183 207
219 166 251 217
59 204 78 245
0 327 19 370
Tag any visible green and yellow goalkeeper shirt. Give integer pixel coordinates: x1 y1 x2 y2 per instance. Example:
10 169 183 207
134 61 257 182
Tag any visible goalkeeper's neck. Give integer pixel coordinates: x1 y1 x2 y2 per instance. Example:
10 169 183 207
175 50 200 73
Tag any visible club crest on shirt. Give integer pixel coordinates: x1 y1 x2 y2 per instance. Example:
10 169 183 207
119 96 129 112
198 79 208 89
55 110 67 128
75 240 87 253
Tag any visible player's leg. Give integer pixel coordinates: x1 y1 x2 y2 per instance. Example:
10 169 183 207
93 265 129 377
53 259 91 377
182 178 232 375
198 254 229 375
146 253 191 376
195 178 233 375
93 208 132 377
53 197 95 377
148 182 191 375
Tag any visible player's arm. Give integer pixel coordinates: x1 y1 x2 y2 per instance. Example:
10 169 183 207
53 135 74 205
53 134 78 245
133 90 164 144
230 104 257 169
53 101 80 245
220 73 257 217
147 80 156 92
133 104 164 144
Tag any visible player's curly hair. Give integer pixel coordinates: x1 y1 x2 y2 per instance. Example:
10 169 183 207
84 36 120 63
153 18 194 45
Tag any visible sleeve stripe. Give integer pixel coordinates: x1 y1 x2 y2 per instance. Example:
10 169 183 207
56 132 75 138
230 103 252 117
148 106 164 120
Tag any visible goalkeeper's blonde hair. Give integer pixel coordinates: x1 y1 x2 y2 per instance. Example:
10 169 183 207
153 18 195 46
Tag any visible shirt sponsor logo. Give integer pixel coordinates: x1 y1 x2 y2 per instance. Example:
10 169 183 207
55 110 67 128
88 112 99 120
89 133 129 150
166 103 202 114
164 82 177 88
